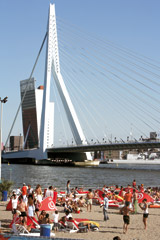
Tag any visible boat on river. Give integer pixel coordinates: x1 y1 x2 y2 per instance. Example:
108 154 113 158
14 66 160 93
74 159 100 166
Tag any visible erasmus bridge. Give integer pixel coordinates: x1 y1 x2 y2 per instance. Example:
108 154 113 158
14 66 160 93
2 3 160 164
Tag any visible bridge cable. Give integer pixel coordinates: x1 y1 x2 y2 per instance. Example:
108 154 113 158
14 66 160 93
59 47 155 137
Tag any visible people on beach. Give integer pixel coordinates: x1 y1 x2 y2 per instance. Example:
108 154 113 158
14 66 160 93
35 184 43 202
27 195 35 217
34 199 42 218
132 189 138 213
139 198 149 230
38 210 47 224
45 186 54 198
21 183 27 203
11 194 18 219
5 181 160 237
17 195 27 222
16 187 21 196
66 180 71 195
65 209 73 219
53 210 59 232
132 179 136 188
120 202 134 234
86 189 94 212
27 185 34 196
78 196 86 207
101 193 109 221
124 189 132 208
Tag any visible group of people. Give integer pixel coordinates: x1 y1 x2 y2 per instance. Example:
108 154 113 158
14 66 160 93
100 180 151 234
9 179 159 235
10 183 59 232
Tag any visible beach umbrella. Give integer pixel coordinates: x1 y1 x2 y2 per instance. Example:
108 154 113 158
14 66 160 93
137 192 154 203
95 189 104 199
39 197 57 211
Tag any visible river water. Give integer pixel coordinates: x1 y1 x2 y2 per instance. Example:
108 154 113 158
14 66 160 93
2 163 160 190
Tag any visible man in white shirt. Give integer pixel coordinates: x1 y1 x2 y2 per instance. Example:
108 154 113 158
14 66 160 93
101 193 109 221
45 186 54 198
11 194 18 219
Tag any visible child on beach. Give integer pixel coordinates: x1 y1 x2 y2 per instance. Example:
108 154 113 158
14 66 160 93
120 202 134 234
139 198 149 230
53 210 59 232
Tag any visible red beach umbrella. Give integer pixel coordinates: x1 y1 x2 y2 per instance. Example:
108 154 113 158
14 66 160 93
137 192 154 203
39 197 57 211
96 189 104 199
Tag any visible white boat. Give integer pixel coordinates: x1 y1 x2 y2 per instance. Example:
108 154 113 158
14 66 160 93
74 159 100 166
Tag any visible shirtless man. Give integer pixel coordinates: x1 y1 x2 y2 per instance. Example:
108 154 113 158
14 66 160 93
132 189 138 213
120 202 134 234
17 196 27 223
86 189 94 212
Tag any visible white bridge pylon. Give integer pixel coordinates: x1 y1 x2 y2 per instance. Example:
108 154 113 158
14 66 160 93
40 4 92 160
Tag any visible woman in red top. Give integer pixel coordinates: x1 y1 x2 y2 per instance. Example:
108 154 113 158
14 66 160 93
21 183 27 202
132 179 136 188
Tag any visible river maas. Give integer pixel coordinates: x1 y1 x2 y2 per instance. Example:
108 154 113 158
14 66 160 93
2 163 160 190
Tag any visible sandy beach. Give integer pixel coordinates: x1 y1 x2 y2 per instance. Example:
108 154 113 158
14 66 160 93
0 200 159 240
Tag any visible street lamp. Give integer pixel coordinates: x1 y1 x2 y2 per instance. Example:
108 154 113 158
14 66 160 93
0 96 8 183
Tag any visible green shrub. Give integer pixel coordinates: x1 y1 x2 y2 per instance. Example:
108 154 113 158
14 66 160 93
0 179 13 192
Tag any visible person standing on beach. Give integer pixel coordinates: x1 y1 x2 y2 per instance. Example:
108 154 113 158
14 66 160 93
132 179 136 188
119 186 125 203
124 189 132 208
17 195 27 223
120 202 134 234
53 210 59 232
11 194 18 219
35 184 43 202
132 189 138 213
66 180 71 195
21 183 27 203
101 193 109 221
86 189 94 212
45 186 54 198
139 198 149 230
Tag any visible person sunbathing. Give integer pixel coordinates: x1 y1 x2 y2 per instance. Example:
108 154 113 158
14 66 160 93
67 217 90 231
63 202 72 213
72 202 81 213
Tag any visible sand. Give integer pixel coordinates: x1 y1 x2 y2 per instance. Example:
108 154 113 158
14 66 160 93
0 201 160 240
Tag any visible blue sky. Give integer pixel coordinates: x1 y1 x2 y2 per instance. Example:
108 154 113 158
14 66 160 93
1 0 160 145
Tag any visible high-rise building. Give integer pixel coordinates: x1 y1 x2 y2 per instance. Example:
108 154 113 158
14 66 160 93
20 78 54 149
20 78 39 148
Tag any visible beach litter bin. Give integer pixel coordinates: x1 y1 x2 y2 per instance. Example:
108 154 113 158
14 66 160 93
2 191 8 201
40 224 51 237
